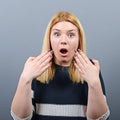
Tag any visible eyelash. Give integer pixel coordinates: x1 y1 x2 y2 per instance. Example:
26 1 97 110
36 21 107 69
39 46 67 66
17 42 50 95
68 33 75 38
53 32 75 38
54 32 60 37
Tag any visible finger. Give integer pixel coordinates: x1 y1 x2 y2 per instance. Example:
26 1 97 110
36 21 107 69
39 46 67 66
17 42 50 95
35 50 50 62
26 57 36 62
38 51 53 64
38 61 52 75
74 50 86 66
78 49 92 65
74 51 86 73
74 55 84 70
92 59 100 70
39 54 52 68
73 61 85 74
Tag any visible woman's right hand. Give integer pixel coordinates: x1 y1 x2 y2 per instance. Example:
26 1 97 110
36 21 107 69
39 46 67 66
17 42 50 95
20 50 53 82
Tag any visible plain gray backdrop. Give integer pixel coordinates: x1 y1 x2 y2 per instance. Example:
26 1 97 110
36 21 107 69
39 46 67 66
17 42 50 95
0 0 120 119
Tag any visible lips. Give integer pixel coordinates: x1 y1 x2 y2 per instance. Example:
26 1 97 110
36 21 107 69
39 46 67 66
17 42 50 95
59 48 68 57
60 48 68 54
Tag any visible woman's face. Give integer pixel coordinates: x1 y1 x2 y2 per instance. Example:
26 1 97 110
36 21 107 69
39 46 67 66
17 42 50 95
50 21 79 66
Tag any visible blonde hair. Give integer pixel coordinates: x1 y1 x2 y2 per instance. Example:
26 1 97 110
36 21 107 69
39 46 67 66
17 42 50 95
37 11 86 83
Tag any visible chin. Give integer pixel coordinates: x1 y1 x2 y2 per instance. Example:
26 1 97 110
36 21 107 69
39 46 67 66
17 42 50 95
61 59 72 65
55 55 73 65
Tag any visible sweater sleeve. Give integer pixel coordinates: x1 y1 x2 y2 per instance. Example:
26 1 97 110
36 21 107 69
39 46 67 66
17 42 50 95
10 110 33 120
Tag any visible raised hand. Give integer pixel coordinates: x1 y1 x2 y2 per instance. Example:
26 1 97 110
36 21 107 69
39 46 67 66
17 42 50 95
21 50 53 82
74 49 100 84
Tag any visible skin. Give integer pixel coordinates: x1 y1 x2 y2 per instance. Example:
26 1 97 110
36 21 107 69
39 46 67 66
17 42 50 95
11 51 53 118
50 21 79 66
74 50 108 119
11 21 108 119
51 21 108 118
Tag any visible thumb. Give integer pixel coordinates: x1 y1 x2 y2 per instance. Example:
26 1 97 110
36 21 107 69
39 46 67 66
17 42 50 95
92 59 100 70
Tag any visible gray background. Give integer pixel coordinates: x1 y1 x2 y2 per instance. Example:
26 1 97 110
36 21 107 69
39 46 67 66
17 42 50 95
0 0 120 119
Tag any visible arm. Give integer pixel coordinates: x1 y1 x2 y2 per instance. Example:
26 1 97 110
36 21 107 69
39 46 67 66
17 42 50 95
11 75 33 119
74 50 110 119
86 75 109 119
11 51 52 119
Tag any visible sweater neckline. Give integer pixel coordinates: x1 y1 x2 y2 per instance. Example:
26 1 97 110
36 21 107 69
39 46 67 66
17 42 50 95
55 64 69 71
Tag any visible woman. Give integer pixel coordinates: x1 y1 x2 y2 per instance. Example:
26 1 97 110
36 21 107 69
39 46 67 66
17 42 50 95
11 11 110 120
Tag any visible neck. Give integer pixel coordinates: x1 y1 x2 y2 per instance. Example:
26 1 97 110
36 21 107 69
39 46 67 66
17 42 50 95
54 59 72 67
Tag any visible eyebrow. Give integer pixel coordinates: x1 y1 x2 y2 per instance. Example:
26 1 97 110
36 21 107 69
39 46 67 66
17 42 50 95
52 29 77 32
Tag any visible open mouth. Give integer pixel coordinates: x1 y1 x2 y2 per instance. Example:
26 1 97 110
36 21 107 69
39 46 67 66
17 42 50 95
60 48 68 54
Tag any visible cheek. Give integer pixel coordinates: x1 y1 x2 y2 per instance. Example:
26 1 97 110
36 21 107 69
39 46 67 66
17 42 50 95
71 40 79 50
50 39 58 50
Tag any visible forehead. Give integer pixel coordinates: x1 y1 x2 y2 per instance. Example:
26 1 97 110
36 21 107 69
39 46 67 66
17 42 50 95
51 21 78 31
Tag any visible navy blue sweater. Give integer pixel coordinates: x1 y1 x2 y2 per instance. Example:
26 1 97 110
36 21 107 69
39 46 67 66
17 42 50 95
31 64 106 120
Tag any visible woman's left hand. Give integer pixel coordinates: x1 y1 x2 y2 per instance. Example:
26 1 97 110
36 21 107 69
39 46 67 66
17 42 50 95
74 49 100 84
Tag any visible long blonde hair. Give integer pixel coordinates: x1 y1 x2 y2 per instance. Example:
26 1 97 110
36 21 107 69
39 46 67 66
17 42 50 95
37 11 86 83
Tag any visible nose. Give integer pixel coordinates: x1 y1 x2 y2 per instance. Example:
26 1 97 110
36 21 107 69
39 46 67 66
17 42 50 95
60 35 67 45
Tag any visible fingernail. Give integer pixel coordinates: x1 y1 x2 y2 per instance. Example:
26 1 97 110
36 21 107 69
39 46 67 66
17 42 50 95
50 50 53 54
74 50 77 52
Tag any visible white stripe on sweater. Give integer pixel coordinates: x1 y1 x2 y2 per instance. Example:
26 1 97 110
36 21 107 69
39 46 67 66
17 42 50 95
36 103 87 117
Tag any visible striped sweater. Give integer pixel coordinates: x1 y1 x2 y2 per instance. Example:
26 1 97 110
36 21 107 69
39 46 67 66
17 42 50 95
30 64 107 120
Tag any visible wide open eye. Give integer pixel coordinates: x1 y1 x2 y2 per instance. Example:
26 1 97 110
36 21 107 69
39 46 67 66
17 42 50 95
54 32 61 37
68 33 75 38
